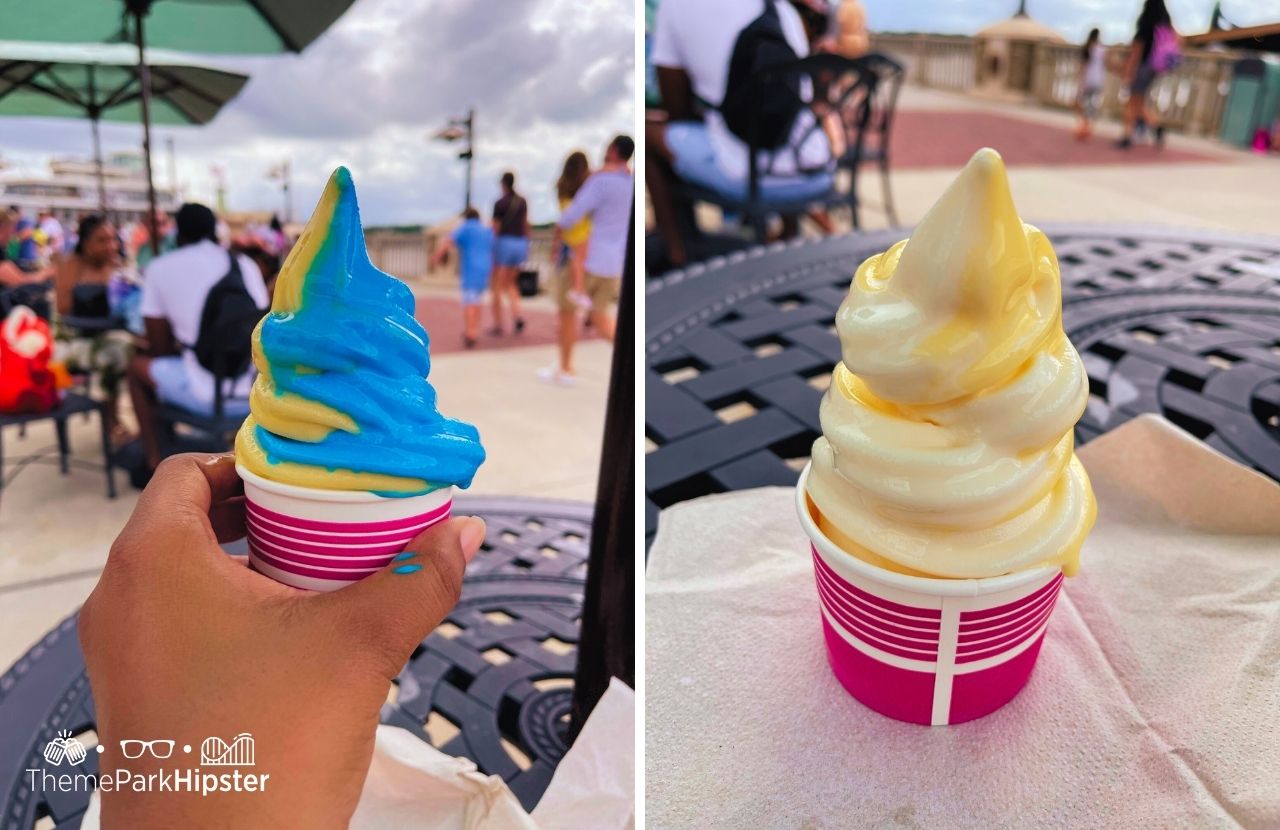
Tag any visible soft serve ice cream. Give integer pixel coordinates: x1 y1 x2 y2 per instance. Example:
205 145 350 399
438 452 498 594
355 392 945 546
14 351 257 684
806 148 1095 579
235 167 484 496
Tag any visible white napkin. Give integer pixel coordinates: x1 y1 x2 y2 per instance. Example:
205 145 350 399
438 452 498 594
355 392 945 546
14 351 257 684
81 678 633 828
646 415 1280 828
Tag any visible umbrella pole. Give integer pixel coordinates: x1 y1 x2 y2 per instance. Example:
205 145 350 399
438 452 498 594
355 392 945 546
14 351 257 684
87 65 107 215
130 3 161 256
90 115 107 215
567 206 635 742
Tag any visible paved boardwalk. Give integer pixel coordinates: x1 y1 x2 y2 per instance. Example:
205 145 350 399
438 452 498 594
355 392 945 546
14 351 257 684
416 290 604 355
671 84 1278 239
0 335 616 669
890 110 1220 168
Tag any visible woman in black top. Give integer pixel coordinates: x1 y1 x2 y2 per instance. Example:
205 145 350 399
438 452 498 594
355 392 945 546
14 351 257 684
1118 0 1172 149
489 171 529 336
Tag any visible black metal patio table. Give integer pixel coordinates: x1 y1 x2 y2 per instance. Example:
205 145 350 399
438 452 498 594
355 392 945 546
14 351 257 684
646 224 1280 544
0 497 592 829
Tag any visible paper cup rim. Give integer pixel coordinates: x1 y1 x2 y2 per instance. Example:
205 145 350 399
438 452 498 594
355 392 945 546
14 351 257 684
795 463 1057 598
236 462 448 504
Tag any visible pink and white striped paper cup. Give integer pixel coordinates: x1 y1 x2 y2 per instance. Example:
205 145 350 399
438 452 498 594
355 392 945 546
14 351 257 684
236 464 453 592
796 465 1064 726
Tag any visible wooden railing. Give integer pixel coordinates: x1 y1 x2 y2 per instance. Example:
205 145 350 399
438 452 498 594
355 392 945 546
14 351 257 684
870 33 1243 137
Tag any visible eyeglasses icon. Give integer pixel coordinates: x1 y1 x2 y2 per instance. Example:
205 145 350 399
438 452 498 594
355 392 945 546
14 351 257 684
119 740 175 760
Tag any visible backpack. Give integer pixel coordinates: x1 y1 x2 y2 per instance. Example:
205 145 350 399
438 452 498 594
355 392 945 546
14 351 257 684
189 253 264 379
720 0 804 150
1148 24 1181 74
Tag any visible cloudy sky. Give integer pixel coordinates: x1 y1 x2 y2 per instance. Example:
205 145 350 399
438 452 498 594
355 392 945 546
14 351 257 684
0 0 635 226
3 0 1277 226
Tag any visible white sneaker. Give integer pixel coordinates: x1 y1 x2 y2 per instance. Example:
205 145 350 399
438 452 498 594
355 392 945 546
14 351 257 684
536 366 577 387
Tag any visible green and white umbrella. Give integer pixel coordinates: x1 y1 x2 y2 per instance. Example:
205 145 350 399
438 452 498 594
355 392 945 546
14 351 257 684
0 41 250 211
0 0 358 248
0 0 358 54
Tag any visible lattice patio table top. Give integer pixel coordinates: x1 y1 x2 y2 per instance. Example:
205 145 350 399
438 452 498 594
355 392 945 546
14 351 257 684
646 225 1280 544
0 497 591 828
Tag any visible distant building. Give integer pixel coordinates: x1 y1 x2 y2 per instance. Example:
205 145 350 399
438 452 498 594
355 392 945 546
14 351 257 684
975 0 1065 96
0 152 179 224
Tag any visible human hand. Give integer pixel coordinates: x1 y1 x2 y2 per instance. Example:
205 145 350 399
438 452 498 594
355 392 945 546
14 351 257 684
79 453 486 829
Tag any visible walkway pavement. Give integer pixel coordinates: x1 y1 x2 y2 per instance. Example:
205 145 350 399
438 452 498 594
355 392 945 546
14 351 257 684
855 85 1279 236
416 288 605 355
0 303 615 669
667 84 1280 247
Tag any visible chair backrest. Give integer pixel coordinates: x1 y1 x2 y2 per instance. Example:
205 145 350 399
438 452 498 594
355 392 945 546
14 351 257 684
209 358 252 426
0 279 54 320
852 52 906 160
745 53 877 200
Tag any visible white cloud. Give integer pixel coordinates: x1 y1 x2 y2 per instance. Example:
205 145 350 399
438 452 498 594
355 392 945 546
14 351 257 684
0 0 634 226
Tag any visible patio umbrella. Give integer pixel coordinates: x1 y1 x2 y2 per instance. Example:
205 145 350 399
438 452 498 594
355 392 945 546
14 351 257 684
0 0 357 249
0 41 249 213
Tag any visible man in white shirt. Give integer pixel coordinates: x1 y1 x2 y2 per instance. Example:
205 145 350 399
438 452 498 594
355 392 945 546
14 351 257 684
127 203 269 471
647 0 832 267
543 135 634 385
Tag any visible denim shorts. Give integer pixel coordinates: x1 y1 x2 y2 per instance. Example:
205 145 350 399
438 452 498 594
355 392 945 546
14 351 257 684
150 356 249 416
494 235 529 267
665 120 833 203
1130 65 1157 96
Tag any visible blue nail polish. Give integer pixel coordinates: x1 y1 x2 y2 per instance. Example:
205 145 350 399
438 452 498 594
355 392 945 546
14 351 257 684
393 564 423 575
393 553 417 562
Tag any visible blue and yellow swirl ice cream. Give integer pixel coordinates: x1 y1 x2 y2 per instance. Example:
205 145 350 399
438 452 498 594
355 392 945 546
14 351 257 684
235 167 485 495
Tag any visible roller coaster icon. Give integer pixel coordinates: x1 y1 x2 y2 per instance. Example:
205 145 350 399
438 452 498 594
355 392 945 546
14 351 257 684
200 733 255 766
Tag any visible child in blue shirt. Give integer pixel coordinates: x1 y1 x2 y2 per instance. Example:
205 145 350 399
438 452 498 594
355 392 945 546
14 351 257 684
432 207 494 349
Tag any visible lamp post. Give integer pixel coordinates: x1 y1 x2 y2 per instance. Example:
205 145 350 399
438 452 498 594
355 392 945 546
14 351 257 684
433 109 474 213
268 160 292 223
210 163 226 215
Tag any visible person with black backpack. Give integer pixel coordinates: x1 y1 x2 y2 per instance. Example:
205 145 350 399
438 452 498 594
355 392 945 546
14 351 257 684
647 0 833 268
126 203 268 473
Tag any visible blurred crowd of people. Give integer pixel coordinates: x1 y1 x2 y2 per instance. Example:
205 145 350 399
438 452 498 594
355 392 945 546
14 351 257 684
0 200 289 481
1073 0 1181 149
3 134 637 479
433 133 635 386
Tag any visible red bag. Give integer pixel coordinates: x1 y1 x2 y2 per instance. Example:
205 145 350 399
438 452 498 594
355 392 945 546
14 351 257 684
0 305 60 414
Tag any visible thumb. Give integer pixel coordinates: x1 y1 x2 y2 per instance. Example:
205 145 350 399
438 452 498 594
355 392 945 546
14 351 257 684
327 516 486 675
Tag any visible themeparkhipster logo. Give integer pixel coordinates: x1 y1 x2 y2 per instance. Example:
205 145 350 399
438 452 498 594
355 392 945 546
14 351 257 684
27 730 270 797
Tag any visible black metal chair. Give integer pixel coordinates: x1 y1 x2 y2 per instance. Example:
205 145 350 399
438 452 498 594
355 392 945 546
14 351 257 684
153 351 250 457
837 52 905 229
673 52 878 243
0 392 117 500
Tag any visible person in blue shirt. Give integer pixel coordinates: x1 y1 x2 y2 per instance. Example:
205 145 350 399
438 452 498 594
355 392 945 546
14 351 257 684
14 212 41 269
432 207 494 349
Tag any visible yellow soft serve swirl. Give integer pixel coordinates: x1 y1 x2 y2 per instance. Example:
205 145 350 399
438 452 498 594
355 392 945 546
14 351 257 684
807 148 1096 579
